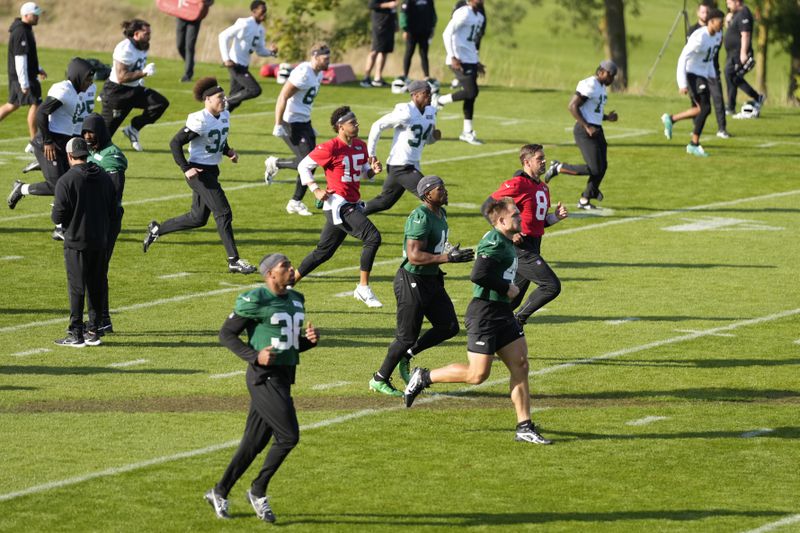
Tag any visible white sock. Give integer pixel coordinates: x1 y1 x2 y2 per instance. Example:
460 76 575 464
21 184 30 195
439 94 453 105
556 163 563 172
463 119 473 133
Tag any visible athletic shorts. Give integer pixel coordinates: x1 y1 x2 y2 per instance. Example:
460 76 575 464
8 79 42 106
464 298 524 355
686 73 709 107
371 18 395 53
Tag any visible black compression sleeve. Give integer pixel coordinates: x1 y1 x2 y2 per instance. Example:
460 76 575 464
219 313 259 363
471 255 510 295
169 127 200 171
299 335 318 353
36 97 63 144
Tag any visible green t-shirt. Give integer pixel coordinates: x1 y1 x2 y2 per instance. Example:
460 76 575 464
472 228 518 303
90 144 128 174
402 204 449 276
234 286 307 366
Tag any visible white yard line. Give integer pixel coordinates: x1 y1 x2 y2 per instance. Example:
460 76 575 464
209 370 246 380
10 348 51 357
674 328 736 338
625 416 670 426
312 381 352 391
0 256 24 261
157 272 191 279
108 359 148 368
605 317 640 325
1 306 797 502
741 514 800 533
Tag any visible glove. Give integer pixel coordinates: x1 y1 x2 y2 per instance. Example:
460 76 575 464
447 243 474 263
142 63 156 77
272 124 287 137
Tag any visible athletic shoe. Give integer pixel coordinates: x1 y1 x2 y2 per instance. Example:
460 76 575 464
359 77 372 88
286 199 313 216
229 258 257 274
142 220 160 253
354 284 382 308
576 200 599 210
459 130 484 145
55 331 85 348
661 113 673 140
431 92 443 110
204 488 230 519
247 489 276 523
369 377 403 397
52 226 65 241
123 125 143 152
404 367 429 408
398 357 412 385
84 330 102 346
24 142 34 154
180 75 192 83
263 156 279 185
22 160 40 173
755 94 767 109
85 319 113 336
686 143 709 157
725 108 734 116
515 424 552 445
543 160 560 183
716 130 731 139
371 79 388 88
7 180 25 209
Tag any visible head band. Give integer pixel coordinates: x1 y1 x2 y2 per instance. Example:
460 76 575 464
258 253 289 276
202 86 224 99
336 111 356 126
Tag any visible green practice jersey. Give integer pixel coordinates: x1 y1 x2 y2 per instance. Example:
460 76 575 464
402 204 449 276
473 228 518 303
234 287 307 366
89 144 128 174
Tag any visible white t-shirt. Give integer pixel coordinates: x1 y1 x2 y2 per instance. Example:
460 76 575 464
367 102 437 167
185 109 231 166
110 39 148 87
47 80 81 136
284 62 323 123
443 5 484 65
218 16 272 67
677 27 722 88
575 76 607 126
72 83 97 135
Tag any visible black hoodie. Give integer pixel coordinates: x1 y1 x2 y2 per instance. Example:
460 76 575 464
51 161 117 250
7 18 39 84
36 58 94 143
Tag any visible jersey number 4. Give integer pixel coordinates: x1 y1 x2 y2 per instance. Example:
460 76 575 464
270 312 305 350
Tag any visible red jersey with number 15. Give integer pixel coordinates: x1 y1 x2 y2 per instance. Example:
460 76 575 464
309 137 370 203
490 170 551 237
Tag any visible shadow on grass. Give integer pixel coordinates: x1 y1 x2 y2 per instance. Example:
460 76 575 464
543 426 800 441
552 260 776 270
459 387 800 403
548 357 800 368
531 314 737 324
0 366 202 376
278 509 789 526
0 308 66 315
0 385 38 391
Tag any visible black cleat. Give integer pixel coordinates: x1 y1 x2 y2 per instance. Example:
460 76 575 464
228 258 257 274
22 160 41 174
54 331 85 348
515 423 552 445
403 367 430 408
543 160 560 183
7 180 25 209
52 226 65 241
83 330 102 346
143 221 159 253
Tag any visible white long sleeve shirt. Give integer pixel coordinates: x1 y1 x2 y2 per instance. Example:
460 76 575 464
218 17 273 67
367 102 437 167
442 5 483 65
677 27 722 89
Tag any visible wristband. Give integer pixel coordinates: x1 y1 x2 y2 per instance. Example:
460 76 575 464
308 182 319 192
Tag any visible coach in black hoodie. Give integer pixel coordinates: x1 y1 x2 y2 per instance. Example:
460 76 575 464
51 137 117 347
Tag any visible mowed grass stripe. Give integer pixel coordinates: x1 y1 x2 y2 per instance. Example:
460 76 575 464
1 305 797 502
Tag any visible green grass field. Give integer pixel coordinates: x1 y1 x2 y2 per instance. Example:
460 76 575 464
1 36 799 533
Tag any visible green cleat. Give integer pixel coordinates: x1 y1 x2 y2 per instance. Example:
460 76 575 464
661 113 673 140
369 377 403 397
398 357 412 385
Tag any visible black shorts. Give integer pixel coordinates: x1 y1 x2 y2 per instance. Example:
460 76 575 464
8 79 42 106
686 73 709 107
371 22 395 53
464 298 524 355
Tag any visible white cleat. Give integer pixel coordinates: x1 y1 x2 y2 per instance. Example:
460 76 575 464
459 130 484 145
354 284 382 308
264 156 279 185
24 143 34 154
286 199 313 216
122 125 143 152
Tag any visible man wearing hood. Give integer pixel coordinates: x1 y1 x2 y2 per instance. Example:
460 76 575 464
82 113 128 333
7 57 94 211
51 137 117 347
0 2 47 152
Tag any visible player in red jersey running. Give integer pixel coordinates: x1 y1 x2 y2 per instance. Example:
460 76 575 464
483 144 568 326
293 106 385 308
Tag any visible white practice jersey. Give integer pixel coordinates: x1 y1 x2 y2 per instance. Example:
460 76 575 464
575 76 608 126
284 62 323 123
72 83 97 135
677 27 722 88
109 39 148 87
218 17 272 67
367 102 437 167
185 109 231 166
443 5 483 65
47 80 81 136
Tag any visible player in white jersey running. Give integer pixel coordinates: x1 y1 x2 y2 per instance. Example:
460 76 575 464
218 1 277 113
142 77 256 275
661 8 724 157
264 42 331 216
8 57 94 210
363 79 440 215
433 0 485 145
541 60 619 210
100 19 170 152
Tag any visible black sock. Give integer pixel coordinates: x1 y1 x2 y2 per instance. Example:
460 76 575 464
374 372 386 382
516 419 532 430
422 369 432 387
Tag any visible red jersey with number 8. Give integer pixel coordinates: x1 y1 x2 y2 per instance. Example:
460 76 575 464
490 171 551 237
309 137 370 203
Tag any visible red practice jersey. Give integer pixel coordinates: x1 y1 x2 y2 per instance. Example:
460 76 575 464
491 170 551 237
308 137 370 203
